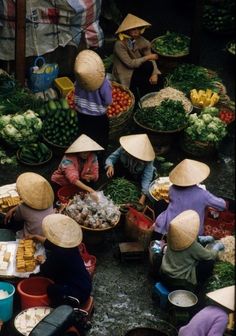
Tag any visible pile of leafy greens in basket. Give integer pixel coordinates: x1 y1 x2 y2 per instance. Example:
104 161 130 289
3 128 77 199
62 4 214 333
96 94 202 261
135 99 188 131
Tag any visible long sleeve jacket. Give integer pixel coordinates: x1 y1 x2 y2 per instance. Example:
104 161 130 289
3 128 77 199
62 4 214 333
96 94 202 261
154 185 226 235
112 36 161 88
178 305 228 336
105 147 155 195
161 240 218 285
51 153 99 186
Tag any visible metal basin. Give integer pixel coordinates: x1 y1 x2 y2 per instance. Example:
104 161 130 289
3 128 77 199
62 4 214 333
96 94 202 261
168 290 198 308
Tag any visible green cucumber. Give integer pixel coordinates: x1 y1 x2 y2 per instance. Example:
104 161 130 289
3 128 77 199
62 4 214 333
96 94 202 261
48 100 57 111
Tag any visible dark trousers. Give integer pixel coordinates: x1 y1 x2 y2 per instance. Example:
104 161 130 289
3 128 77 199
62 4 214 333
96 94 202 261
47 283 89 308
130 61 163 102
77 113 109 151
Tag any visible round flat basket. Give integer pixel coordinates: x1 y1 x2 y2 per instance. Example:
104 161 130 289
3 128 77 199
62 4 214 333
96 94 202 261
151 35 190 58
42 134 68 155
14 306 52 336
133 111 187 134
79 212 121 233
149 177 172 203
168 290 198 308
139 92 193 114
17 148 52 166
180 135 217 157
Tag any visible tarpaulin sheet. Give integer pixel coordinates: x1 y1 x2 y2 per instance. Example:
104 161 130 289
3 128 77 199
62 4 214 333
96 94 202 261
0 0 103 61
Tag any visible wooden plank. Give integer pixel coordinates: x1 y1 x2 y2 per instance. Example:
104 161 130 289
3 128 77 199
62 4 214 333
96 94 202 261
15 0 26 85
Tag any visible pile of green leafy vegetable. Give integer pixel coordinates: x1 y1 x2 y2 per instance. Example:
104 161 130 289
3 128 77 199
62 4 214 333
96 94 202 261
152 31 190 56
204 261 235 292
184 112 227 143
134 99 188 131
103 177 140 204
0 110 42 147
165 64 221 95
0 73 43 115
0 147 17 166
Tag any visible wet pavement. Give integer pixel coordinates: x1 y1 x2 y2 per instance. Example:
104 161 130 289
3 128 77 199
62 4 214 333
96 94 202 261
0 1 235 335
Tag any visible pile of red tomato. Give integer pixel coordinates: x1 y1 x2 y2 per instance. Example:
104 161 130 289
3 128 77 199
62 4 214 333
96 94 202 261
218 106 235 124
66 89 75 109
107 85 133 118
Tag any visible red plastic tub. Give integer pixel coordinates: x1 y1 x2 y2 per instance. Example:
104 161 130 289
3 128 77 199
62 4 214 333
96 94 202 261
57 185 82 204
17 277 54 309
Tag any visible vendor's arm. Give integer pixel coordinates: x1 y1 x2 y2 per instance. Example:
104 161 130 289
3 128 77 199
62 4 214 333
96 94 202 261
4 205 18 225
114 40 157 69
26 234 46 244
105 147 123 177
205 190 227 211
190 241 218 260
100 78 112 106
83 154 99 182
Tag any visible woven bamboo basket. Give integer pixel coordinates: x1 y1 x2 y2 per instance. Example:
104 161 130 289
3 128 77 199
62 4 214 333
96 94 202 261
180 135 217 157
125 205 155 250
109 81 135 139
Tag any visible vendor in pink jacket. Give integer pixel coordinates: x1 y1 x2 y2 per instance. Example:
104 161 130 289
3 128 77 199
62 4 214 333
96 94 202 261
178 286 235 336
51 134 104 196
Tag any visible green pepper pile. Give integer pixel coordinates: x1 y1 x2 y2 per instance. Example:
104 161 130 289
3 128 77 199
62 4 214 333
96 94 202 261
103 178 140 204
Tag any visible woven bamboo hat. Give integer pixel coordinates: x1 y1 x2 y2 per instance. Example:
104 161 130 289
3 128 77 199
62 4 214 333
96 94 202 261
207 286 235 311
169 159 210 186
65 134 104 153
74 50 105 91
16 172 54 210
42 214 82 248
120 133 155 161
115 14 151 34
168 210 200 251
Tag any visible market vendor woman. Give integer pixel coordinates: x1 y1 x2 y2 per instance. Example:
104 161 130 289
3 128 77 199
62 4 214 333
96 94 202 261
4 172 54 238
153 159 226 239
51 134 104 196
105 133 156 204
160 210 224 291
29 213 92 307
112 13 161 99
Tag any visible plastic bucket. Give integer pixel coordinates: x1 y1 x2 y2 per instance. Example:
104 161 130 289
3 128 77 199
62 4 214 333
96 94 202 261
17 277 54 309
0 281 15 322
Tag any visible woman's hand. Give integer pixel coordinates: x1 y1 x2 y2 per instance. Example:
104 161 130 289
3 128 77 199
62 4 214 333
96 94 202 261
149 74 158 85
36 255 46 265
90 191 99 202
139 194 146 205
25 234 46 244
106 166 114 178
145 53 158 61
4 206 17 225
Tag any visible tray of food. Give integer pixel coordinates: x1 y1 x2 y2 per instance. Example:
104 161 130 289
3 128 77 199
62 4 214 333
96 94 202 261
149 177 172 202
0 183 21 214
14 306 52 336
0 239 45 278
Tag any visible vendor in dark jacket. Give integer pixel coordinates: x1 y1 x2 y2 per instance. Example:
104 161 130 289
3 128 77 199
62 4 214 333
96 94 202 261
28 213 92 307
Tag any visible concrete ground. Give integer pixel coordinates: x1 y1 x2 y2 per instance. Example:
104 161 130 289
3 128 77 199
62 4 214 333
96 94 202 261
0 1 235 335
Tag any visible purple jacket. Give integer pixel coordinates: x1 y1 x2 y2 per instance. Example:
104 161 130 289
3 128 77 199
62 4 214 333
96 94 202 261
154 185 226 235
178 306 228 336
74 77 112 116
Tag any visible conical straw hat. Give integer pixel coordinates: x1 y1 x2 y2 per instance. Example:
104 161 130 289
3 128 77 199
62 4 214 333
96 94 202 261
42 214 83 248
207 286 235 311
74 50 105 91
65 134 104 153
115 14 151 34
16 173 54 210
168 210 200 251
119 133 155 161
169 159 210 186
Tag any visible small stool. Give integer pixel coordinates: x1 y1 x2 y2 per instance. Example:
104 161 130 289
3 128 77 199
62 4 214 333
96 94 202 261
118 242 145 261
80 296 94 320
153 282 170 309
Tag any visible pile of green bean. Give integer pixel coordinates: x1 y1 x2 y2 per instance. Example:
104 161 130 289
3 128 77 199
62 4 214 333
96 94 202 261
103 177 140 204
